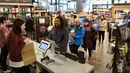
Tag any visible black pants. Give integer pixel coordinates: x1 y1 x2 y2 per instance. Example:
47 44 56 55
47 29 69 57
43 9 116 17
99 31 105 42
1 44 8 71
11 66 31 73
70 44 80 56
84 48 92 57
92 39 96 50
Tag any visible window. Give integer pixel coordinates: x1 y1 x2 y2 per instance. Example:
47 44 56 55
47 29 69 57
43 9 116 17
68 2 76 10
60 0 67 3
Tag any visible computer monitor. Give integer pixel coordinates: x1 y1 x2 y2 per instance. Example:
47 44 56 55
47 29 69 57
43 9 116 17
38 40 51 53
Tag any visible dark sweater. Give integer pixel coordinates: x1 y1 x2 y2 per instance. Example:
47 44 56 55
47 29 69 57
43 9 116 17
7 31 25 62
48 26 69 53
25 19 34 32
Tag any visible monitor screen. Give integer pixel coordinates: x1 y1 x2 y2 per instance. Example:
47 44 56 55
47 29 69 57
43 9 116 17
39 42 49 51
39 18 45 24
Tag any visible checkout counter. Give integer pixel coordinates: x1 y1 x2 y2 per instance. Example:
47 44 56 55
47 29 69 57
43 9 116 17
28 39 94 73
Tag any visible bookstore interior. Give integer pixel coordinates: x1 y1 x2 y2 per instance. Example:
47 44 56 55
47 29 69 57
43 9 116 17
0 0 130 73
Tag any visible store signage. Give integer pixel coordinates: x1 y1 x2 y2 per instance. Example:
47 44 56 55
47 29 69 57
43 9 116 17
1 0 32 3
113 0 130 4
115 10 123 14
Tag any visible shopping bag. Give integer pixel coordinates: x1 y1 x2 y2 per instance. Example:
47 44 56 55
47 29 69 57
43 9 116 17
22 42 36 66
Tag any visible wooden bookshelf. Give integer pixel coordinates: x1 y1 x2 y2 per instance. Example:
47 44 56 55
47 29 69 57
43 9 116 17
0 2 33 19
0 3 32 6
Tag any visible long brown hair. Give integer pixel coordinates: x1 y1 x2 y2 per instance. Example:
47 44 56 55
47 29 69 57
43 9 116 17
12 18 25 40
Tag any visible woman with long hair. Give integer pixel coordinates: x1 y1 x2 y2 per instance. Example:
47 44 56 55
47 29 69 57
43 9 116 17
7 18 30 73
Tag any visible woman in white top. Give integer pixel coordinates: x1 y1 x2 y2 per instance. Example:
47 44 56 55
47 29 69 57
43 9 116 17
99 15 107 43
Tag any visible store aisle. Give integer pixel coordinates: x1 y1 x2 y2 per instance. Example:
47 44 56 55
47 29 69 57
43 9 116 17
87 32 112 73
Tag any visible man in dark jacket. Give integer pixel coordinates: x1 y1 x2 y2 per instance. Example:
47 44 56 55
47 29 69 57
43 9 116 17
25 16 34 39
48 16 69 53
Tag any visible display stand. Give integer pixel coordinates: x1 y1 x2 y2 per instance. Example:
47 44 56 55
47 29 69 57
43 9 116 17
36 17 50 42
112 26 120 73
111 24 130 73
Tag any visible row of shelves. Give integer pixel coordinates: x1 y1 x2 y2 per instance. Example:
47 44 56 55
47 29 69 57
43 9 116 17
0 7 46 19
92 4 112 15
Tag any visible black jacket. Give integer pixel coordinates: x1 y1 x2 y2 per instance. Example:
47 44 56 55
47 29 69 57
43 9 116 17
25 19 34 32
48 26 69 53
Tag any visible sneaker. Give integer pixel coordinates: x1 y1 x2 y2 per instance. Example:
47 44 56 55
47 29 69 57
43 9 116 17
3 70 11 73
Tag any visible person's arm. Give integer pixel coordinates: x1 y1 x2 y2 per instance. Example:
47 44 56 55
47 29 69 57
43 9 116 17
48 28 53 40
1 26 9 39
75 27 85 39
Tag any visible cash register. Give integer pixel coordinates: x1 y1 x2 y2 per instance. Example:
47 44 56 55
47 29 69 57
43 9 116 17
38 40 51 53
38 40 55 65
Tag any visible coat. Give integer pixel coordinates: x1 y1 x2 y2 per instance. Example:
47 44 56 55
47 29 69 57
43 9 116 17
99 20 107 31
74 26 85 46
48 26 69 53
25 18 34 32
83 25 96 49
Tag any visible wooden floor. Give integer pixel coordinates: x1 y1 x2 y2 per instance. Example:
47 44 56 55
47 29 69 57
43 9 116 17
86 32 112 73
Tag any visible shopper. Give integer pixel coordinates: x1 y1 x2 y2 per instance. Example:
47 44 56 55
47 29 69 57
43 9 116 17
83 18 96 60
25 16 34 39
68 19 76 52
48 16 69 53
68 19 75 32
7 19 31 73
90 16 100 31
0 16 10 73
90 16 99 50
70 18 85 56
98 15 107 43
